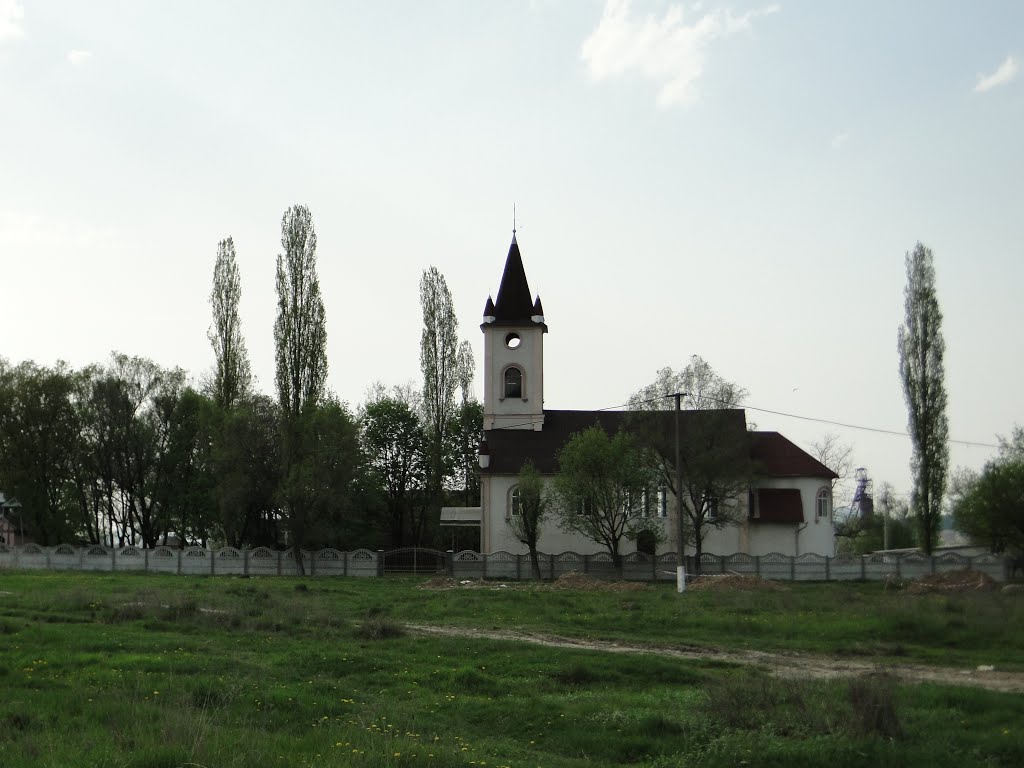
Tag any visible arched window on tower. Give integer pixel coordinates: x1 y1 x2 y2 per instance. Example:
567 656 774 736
503 366 523 399
816 487 832 520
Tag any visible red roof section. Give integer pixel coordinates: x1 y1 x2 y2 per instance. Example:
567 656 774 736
750 432 838 479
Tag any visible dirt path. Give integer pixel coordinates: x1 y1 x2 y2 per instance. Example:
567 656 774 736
406 623 1024 694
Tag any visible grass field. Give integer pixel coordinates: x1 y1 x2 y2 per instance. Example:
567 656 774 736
0 571 1022 767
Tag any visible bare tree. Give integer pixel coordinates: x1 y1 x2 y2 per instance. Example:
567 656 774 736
508 460 549 580
898 242 949 554
628 356 751 572
811 432 854 498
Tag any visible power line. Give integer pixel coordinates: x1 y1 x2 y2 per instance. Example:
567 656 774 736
486 393 999 450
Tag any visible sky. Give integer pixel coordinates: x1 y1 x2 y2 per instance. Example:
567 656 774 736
2 0 1022 506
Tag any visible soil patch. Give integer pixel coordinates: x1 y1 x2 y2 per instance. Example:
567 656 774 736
687 574 786 592
548 572 648 592
892 569 998 594
405 623 1024 694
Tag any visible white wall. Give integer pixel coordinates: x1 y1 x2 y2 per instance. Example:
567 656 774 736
481 473 835 557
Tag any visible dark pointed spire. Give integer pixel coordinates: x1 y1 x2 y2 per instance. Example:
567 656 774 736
532 296 544 317
482 296 496 322
492 235 535 324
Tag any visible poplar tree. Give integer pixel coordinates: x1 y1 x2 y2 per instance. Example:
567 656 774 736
208 237 251 410
274 205 329 570
274 206 327 419
898 242 949 555
419 266 458 530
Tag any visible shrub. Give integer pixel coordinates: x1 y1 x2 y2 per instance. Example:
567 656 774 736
848 673 902 739
354 618 405 640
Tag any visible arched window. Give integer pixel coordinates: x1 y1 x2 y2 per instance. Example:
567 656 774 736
503 366 523 399
816 487 831 520
509 486 522 518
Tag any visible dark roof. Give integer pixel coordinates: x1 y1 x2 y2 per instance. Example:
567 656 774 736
750 432 838 479
754 488 804 523
483 412 837 481
490 234 543 327
482 408 748 475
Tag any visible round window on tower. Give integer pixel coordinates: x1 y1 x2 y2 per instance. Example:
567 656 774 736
505 333 521 349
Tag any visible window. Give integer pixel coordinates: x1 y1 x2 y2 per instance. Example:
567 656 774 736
503 366 523 398
505 332 521 349
658 488 668 518
707 498 719 520
509 486 522 518
816 488 831 520
748 489 759 518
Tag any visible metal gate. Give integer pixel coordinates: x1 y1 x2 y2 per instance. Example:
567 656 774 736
381 547 447 575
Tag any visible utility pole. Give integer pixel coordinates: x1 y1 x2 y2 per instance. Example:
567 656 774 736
672 392 686 593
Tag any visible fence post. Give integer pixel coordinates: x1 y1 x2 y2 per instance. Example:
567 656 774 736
754 555 760 577
653 553 658 582
276 550 282 576
482 552 488 580
79 546 84 571
516 553 521 581
583 553 590 575
790 555 795 581
144 548 149 574
343 550 349 577
825 555 831 581
177 549 182 576
447 550 454 578
550 553 555 581
860 555 866 580
895 554 901 580
45 546 51 570
377 550 384 577
211 549 215 576
929 555 936 575
243 548 249 577
112 547 117 572
311 550 317 577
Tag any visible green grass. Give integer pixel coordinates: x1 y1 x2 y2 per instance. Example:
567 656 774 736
0 571 1021 767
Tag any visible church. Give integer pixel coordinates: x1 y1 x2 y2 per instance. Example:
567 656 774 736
443 233 838 559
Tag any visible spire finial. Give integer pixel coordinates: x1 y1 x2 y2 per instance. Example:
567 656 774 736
513 203 516 235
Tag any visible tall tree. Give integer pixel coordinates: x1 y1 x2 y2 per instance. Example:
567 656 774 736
360 384 428 547
628 356 751 571
419 267 459 515
898 242 949 555
208 237 252 410
274 204 329 571
552 425 661 577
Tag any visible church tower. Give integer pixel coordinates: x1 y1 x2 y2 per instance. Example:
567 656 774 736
481 232 547 431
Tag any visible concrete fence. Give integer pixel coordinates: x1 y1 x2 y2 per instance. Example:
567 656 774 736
0 543 1011 582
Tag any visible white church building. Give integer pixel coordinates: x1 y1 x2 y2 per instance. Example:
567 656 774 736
445 233 837 559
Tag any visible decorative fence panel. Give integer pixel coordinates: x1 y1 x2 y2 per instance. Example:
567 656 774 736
0 544 1011 582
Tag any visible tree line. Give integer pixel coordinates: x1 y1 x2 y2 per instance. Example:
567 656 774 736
0 205 481 555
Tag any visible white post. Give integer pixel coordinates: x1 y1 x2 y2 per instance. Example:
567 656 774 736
676 564 686 593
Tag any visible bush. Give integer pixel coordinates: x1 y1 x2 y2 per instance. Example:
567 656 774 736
848 673 901 739
354 618 405 640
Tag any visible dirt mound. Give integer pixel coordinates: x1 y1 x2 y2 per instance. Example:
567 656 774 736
904 569 997 594
686 574 785 592
548 572 649 592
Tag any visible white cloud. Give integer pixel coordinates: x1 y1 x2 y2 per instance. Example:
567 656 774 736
831 132 849 150
580 0 780 107
67 49 93 66
974 55 1019 93
0 0 25 41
